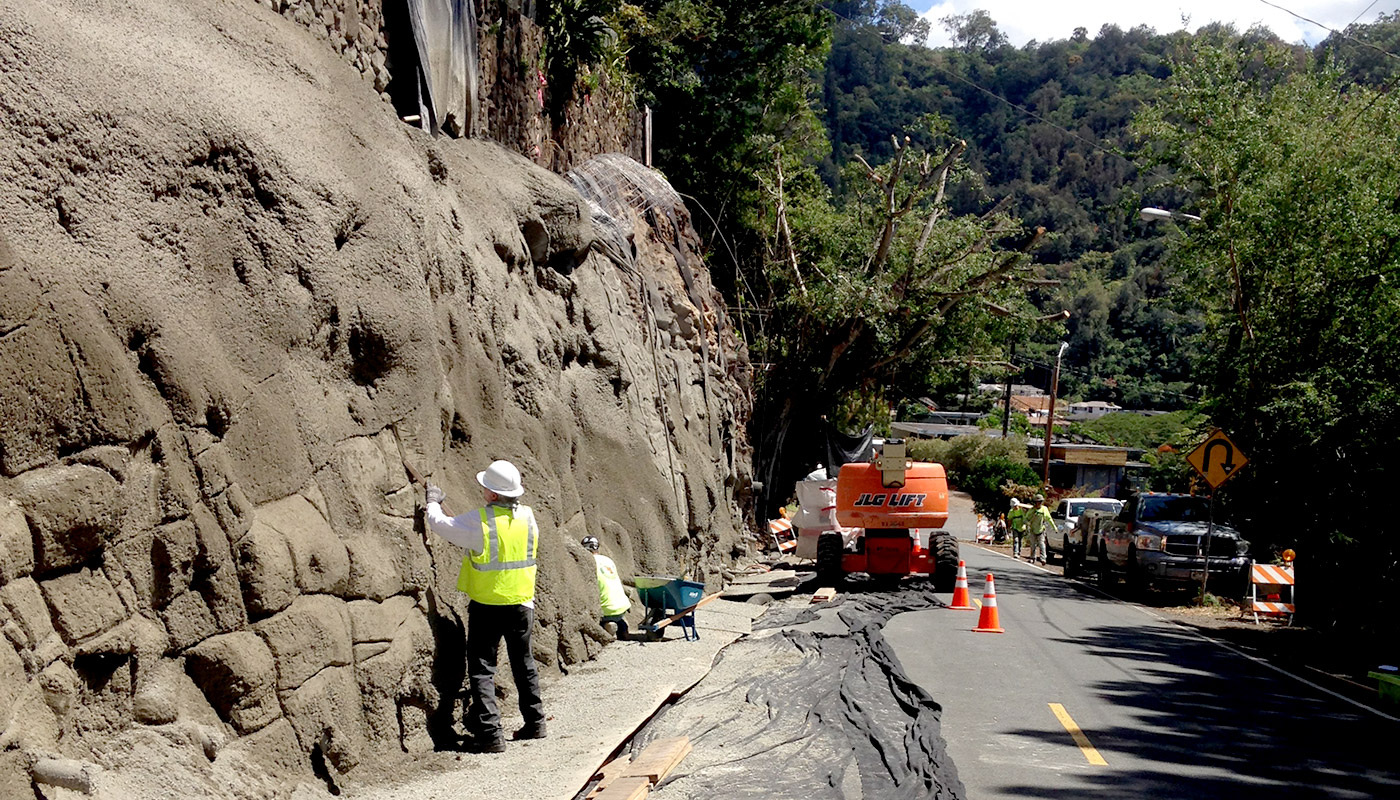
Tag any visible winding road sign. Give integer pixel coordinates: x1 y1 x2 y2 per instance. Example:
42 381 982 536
1186 429 1248 489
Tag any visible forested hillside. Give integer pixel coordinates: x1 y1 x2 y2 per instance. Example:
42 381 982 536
823 4 1211 408
815 5 1400 411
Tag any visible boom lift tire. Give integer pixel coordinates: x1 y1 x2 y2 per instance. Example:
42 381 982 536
816 531 845 586
930 531 959 593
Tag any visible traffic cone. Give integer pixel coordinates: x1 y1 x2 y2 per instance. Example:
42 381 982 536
972 573 1005 633
949 560 974 610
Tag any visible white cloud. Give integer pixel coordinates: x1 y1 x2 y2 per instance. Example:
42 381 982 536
916 0 1400 48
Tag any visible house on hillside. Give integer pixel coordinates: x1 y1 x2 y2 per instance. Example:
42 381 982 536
1026 441 1148 497
1009 395 1052 416
1065 400 1122 421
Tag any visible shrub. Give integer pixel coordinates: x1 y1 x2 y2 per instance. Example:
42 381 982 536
909 433 1036 516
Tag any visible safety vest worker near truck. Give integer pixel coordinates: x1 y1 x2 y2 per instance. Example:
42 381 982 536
425 460 547 754
1007 501 1028 557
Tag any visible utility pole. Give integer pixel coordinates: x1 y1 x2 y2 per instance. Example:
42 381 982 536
1001 339 1016 438
1041 342 1068 486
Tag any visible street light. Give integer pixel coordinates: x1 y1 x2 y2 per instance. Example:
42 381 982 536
1041 341 1069 487
1140 207 1202 223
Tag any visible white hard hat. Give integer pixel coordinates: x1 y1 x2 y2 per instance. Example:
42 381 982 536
477 460 524 497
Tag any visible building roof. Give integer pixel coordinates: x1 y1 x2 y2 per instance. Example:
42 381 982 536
1009 395 1052 413
890 422 984 439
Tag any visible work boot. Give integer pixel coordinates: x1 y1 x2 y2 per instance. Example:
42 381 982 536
511 722 547 741
461 733 506 753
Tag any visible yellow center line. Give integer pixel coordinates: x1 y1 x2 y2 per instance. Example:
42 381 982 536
972 597 982 608
1048 703 1108 766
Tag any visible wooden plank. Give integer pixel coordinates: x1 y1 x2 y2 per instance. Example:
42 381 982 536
623 737 692 784
811 587 837 604
584 756 633 800
592 776 650 800
729 569 797 586
651 593 722 631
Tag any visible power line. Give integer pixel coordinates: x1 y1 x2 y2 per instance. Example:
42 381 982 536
1258 0 1400 62
823 7 1137 168
1349 0 1381 29
923 57 1137 167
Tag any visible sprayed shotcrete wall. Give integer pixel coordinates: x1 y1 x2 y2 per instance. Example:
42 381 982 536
0 0 747 795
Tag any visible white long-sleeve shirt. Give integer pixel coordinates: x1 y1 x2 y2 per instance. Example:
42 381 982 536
425 500 539 608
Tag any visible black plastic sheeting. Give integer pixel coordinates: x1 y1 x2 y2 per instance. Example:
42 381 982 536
405 0 477 136
625 585 966 799
825 422 875 479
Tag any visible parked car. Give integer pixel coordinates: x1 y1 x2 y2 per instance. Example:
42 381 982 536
1068 492 1251 595
1046 497 1123 563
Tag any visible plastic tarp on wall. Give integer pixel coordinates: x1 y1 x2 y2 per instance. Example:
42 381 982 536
405 0 478 137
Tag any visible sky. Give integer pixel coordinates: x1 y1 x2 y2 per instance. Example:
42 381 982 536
914 0 1400 48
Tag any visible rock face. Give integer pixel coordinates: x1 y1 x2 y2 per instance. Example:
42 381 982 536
0 0 751 795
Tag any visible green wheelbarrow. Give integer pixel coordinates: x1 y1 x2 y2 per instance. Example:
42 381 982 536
634 575 706 641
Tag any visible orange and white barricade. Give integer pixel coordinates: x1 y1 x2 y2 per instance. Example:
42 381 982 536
975 516 993 543
1249 563 1295 624
768 517 796 553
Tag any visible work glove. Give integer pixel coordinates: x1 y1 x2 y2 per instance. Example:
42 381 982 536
425 484 445 505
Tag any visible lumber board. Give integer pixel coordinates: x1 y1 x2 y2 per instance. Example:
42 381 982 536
810 587 837 603
651 593 722 630
584 756 633 800
592 775 650 800
623 736 693 784
729 569 797 585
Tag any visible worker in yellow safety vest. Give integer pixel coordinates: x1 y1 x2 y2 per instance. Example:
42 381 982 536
582 536 632 638
1027 494 1055 565
1007 500 1028 557
426 460 546 753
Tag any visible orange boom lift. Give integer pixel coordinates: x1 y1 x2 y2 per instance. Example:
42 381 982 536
818 440 959 590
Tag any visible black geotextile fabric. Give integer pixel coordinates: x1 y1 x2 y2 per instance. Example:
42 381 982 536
824 422 875 479
626 585 965 799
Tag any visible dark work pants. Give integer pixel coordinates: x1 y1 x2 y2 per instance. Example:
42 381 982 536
465 601 545 739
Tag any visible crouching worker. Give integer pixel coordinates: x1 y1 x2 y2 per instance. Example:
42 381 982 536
583 536 631 638
425 460 547 753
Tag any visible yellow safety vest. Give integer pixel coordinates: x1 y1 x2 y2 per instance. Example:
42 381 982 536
594 554 630 617
457 505 538 605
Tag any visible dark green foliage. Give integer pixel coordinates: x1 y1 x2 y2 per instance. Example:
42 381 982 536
1133 33 1400 633
908 434 1037 515
543 0 622 120
959 457 1040 516
616 0 833 282
820 7 1206 408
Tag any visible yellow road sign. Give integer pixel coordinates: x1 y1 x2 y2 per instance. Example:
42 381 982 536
1186 429 1248 489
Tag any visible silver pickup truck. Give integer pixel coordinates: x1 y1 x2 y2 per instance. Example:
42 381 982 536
1065 492 1251 594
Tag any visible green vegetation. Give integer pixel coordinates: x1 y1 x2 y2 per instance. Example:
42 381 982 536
1133 31 1400 630
1073 410 1203 449
586 0 1400 633
909 435 1037 515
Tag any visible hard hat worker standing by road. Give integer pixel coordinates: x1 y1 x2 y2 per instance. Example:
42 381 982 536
582 536 631 638
1007 501 1028 558
425 460 547 753
1027 494 1054 565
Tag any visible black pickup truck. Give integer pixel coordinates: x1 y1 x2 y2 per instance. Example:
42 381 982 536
1065 492 1251 594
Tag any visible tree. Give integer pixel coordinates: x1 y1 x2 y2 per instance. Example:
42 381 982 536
940 10 1007 53
1133 35 1400 631
749 130 1062 512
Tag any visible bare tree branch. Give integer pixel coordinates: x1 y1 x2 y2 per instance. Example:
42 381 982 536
912 140 968 265
773 154 807 296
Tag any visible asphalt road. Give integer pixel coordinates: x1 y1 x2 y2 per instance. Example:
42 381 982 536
885 496 1400 799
